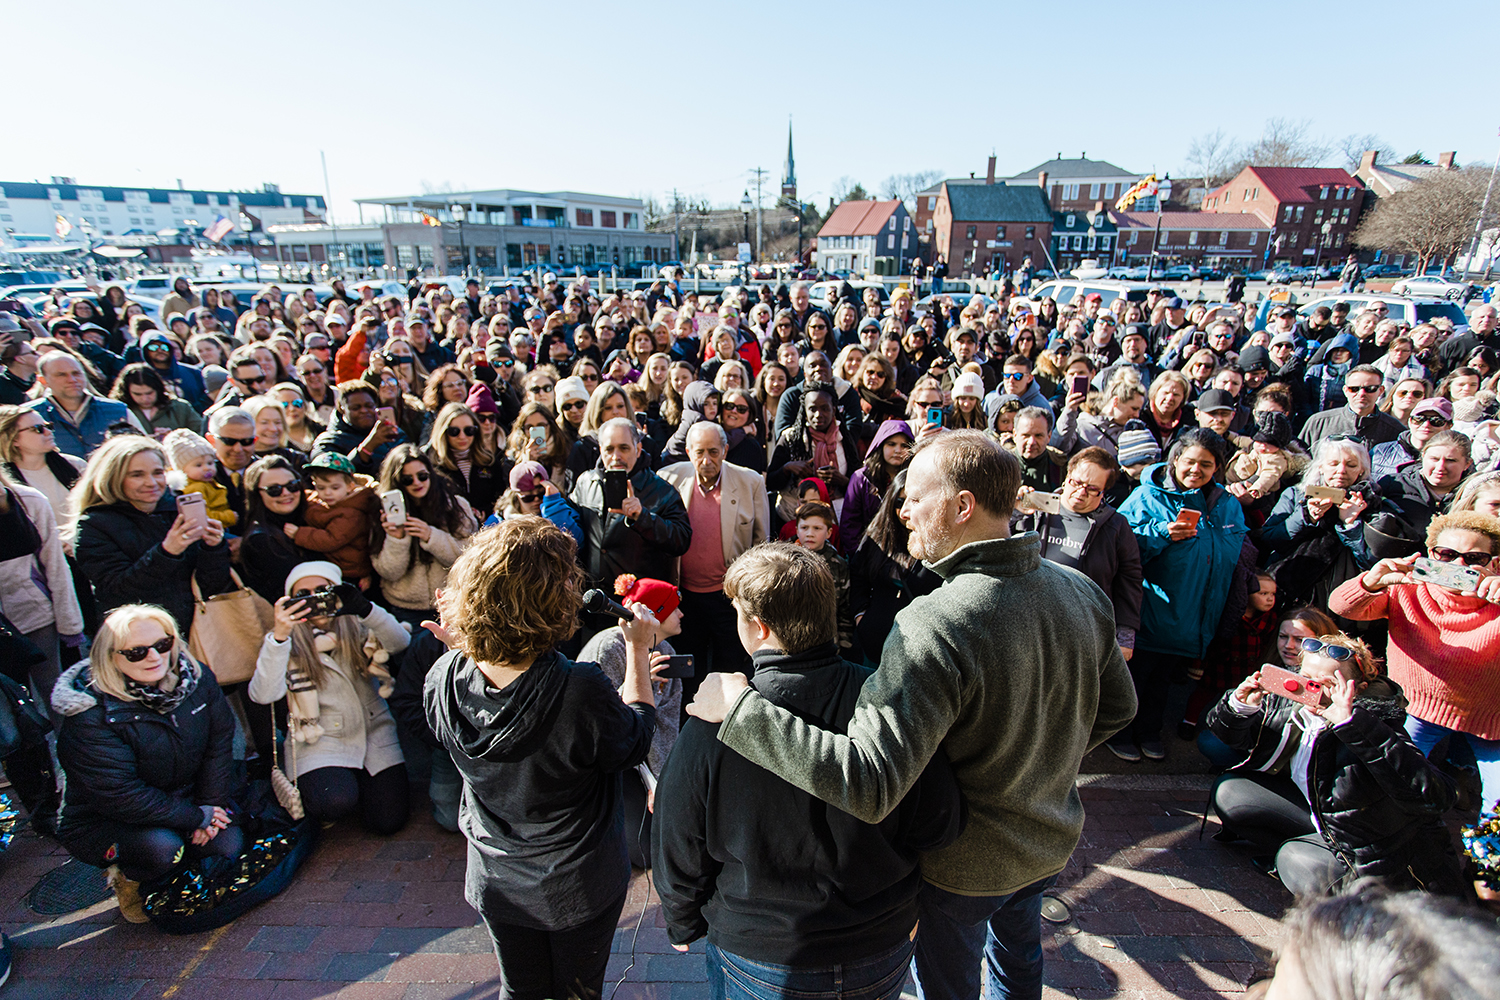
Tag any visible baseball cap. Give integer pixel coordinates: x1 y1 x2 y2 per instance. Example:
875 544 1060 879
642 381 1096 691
1165 297 1185 310
1273 305 1297 318
1085 292 1103 302
509 460 549 494
305 452 356 476
1196 389 1236 413
1410 398 1453 422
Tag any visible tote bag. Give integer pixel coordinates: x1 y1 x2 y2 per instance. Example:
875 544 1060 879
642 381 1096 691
189 569 274 685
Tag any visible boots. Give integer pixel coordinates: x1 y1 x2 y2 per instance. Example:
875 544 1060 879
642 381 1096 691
106 865 148 923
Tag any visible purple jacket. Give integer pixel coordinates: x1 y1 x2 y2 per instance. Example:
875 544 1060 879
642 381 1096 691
838 420 914 546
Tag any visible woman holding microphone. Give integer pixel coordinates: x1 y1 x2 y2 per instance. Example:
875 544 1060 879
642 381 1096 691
423 518 660 999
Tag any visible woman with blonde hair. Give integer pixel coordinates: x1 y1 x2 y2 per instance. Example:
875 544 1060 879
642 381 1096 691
252 561 411 832
53 604 238 921
425 518 660 997
1055 368 1147 458
635 352 671 418
564 381 636 490
1142 369 1192 451
712 359 751 394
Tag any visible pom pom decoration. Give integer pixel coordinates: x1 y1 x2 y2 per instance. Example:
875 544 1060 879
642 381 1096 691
614 574 637 597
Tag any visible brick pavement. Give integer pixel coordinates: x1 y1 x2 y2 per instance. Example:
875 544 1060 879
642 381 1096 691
0 773 1290 1000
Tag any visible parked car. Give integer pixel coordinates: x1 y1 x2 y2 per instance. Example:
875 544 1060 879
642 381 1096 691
1361 264 1404 279
1028 279 1151 309
1390 273 1477 301
1296 294 1470 334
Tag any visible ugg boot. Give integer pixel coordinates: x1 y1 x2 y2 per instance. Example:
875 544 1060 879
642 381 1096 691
106 865 148 923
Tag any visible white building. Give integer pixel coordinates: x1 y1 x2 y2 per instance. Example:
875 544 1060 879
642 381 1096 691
0 178 324 241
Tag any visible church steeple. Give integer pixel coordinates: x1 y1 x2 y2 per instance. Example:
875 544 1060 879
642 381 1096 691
780 118 797 201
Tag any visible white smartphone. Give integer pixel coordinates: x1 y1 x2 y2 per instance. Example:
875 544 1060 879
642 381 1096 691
1021 491 1062 515
1412 557 1481 592
528 425 547 445
381 489 407 526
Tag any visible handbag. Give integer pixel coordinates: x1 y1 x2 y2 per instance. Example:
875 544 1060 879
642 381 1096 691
269 718 304 821
189 569 274 685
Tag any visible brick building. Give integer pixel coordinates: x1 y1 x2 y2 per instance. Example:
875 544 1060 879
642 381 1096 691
1200 166 1366 267
814 199 913 275
931 179 1053 278
1109 212 1271 267
1052 205 1118 273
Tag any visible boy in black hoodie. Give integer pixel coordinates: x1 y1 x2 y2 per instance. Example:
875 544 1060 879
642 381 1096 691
653 542 964 991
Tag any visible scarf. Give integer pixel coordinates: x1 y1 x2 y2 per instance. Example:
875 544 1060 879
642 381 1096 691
123 655 200 714
809 422 842 470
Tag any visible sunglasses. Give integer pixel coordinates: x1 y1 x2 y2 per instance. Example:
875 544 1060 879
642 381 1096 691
299 367 325 376
517 491 543 504
477 413 498 424
445 425 477 438
561 399 588 412
1299 637 1355 662
1411 414 1450 427
399 471 431 487
807 323 828 330
1346 384 1382 394
218 436 256 448
307 343 331 352
1002 372 1027 381
241 375 268 387
495 359 515 368
1430 546 1494 567
282 398 305 408
723 402 750 414
528 384 555 394
24 421 53 434
259 480 302 497
119 636 174 663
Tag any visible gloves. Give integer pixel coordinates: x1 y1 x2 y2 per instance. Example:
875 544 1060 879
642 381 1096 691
332 582 374 619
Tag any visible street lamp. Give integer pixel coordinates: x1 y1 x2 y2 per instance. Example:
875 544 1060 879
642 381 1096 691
740 191 752 251
451 204 467 277
1312 221 1332 288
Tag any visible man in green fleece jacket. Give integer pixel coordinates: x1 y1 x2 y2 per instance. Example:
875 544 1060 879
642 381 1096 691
689 430 1137 1000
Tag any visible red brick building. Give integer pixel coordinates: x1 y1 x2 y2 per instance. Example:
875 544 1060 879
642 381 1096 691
1200 165 1366 267
931 178 1053 278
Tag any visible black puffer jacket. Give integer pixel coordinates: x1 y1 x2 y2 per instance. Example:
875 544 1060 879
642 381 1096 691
51 658 235 840
75 494 232 633
1207 678 1464 894
568 453 691 591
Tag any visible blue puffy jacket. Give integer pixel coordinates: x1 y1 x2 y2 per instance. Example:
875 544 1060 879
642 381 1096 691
1118 462 1247 658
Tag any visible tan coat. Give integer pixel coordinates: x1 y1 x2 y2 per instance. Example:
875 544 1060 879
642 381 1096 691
370 496 476 610
655 460 770 586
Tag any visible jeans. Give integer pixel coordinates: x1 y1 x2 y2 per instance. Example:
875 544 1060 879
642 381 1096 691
67 821 246 883
1405 716 1500 812
1196 729 1245 770
481 890 625 1000
707 938 914 1000
429 749 461 833
932 277 944 295
911 875 1054 1000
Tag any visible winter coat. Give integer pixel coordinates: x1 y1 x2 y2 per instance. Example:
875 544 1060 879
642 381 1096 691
1206 679 1463 893
1371 432 1420 482
128 397 205 438
838 420 912 546
847 538 942 661
248 604 411 776
292 475 381 581
427 451 506 522
568 455 692 592
1012 503 1143 633
371 497 477 611
1303 333 1362 413
662 382 720 466
239 513 313 606
0 483 83 637
1299 405 1406 452
424 648 655 929
766 422 864 497
1118 464 1248 658
75 494 232 634
1259 485 1387 606
653 642 964 964
1375 464 1452 537
312 415 407 478
52 657 235 842
24 395 138 460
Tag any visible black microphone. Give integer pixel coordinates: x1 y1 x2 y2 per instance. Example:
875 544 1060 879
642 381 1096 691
582 589 633 621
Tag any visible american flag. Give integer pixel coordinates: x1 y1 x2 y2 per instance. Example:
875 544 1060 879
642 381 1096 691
204 215 235 241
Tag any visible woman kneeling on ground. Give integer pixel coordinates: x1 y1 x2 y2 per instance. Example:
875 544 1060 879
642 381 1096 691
52 604 239 923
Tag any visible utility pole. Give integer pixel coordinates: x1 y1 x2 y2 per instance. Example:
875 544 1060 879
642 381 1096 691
750 167 768 262
1461 131 1499 283
672 188 682 263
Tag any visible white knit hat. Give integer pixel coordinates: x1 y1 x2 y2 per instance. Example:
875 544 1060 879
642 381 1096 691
953 371 985 400
161 428 216 471
285 561 344 596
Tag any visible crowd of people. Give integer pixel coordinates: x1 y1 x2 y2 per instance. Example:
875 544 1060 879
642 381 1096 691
0 269 1498 999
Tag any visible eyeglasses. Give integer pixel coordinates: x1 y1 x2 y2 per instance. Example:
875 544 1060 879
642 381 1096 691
118 636 174 663
561 399 588 412
1346 384 1382 394
399 471 431 487
218 436 256 448
1411 414 1450 428
1065 478 1104 497
1299 637 1355 662
517 491 543 504
23 421 53 434
528 384 555 395
1430 546 1494 567
723 402 750 414
1002 371 1027 381
477 413 498 424
445 425 477 438
258 480 302 497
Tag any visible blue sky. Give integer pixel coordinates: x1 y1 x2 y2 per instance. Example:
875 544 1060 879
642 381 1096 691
7 0 1493 219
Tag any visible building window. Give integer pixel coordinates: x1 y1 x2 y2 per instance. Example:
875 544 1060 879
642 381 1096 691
1066 214 1076 227
887 234 895 249
1295 206 1305 222
1071 236 1083 250
927 196 937 211
601 211 616 228
925 220 933 233
1064 184 1080 200
1248 232 1257 246
1099 236 1112 251
1314 209 1324 225
1282 206 1294 223
1253 188 1259 200
1242 189 1250 201
1025 226 1035 240
1342 208 1351 222
1088 184 1099 199
1086 235 1096 251
902 216 910 231
1106 183 1117 199
966 225 976 240
888 216 896 231
1320 186 1329 200
1335 233 1345 247
576 209 594 226
901 233 909 249
1129 231 1139 245
1189 231 1199 245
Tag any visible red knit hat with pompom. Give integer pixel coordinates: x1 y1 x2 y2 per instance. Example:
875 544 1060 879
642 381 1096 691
613 574 680 620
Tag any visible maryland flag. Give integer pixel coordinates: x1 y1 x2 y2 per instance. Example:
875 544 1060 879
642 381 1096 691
55 214 73 238
1114 174 1160 212
420 213 441 227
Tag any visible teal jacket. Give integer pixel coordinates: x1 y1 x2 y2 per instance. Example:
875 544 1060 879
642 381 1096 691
716 532 1137 896
1118 463 1248 659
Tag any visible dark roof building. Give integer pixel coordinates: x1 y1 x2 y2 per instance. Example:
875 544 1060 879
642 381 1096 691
932 180 1053 278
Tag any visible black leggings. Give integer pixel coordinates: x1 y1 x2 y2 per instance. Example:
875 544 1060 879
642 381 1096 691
1212 772 1348 896
68 821 246 883
298 763 410 834
480 890 627 1000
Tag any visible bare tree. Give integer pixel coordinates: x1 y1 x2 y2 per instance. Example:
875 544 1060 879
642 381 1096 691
1244 118 1332 168
1183 129 1244 198
1335 134 1398 173
880 170 945 212
1353 168 1490 272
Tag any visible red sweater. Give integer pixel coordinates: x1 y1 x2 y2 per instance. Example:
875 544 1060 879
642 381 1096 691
1330 576 1500 739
